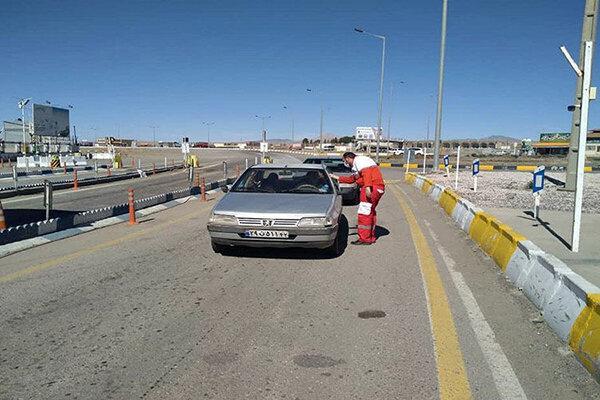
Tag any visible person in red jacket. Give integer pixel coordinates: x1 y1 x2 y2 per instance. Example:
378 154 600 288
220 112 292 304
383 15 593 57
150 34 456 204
330 152 385 245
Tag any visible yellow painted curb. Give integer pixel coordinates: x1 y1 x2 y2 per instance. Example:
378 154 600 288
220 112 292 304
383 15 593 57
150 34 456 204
585 166 593 173
569 294 600 377
516 165 536 172
439 188 459 216
405 172 416 184
480 165 494 171
491 224 526 271
421 179 434 194
380 162 392 168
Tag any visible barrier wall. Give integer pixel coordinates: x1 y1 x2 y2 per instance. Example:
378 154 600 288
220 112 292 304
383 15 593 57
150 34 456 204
404 171 600 380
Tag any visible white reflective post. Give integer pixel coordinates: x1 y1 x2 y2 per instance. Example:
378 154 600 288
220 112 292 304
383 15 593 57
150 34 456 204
571 41 594 252
455 145 461 190
422 148 427 174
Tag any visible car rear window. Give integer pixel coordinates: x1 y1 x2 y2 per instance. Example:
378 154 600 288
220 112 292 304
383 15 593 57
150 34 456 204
231 168 333 194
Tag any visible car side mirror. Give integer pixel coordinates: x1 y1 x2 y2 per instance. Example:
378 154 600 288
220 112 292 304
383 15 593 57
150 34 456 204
221 186 229 193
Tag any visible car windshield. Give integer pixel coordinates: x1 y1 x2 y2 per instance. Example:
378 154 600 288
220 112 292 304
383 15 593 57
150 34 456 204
231 168 333 194
303 158 351 173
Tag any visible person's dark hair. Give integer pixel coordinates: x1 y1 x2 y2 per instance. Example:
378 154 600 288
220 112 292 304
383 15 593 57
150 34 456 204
342 152 356 159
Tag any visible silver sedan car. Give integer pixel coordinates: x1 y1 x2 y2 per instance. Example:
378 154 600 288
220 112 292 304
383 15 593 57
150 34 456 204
207 164 344 256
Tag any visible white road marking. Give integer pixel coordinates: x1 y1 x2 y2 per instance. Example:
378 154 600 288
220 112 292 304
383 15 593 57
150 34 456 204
422 218 528 400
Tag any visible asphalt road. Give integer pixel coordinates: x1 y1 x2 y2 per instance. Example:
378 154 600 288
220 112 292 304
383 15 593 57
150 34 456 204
1 149 273 226
0 168 598 399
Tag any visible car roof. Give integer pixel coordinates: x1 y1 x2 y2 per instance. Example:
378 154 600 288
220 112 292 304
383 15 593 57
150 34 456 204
304 156 342 161
250 163 326 170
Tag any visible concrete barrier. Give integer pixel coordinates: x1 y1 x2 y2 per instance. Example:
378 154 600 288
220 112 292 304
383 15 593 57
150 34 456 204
0 177 236 246
405 172 600 380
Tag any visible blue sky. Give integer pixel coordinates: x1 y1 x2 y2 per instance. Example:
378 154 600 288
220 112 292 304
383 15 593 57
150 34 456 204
1 0 595 142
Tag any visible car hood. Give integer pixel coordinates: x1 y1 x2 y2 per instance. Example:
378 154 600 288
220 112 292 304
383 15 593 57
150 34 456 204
213 192 335 217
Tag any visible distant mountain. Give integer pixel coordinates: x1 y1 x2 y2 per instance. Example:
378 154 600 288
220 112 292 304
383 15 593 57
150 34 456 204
480 135 520 142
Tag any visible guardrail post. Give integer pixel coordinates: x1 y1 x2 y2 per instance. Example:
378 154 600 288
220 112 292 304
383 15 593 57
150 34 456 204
223 161 228 179
201 177 207 201
152 163 156 175
44 180 53 220
12 165 18 190
73 169 79 191
128 188 137 225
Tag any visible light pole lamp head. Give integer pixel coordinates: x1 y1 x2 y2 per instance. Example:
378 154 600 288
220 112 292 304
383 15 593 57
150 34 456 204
354 27 364 33
18 98 31 109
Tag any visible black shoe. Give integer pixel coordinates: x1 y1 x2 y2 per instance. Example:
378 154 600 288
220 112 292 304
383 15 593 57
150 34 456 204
351 240 371 245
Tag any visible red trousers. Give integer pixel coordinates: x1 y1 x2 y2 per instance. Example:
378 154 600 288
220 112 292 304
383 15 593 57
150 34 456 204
357 185 384 243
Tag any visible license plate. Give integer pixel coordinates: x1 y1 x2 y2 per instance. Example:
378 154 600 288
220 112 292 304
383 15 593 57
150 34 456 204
244 230 289 239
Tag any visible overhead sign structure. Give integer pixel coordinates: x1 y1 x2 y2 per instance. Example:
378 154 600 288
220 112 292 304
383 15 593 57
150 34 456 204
260 142 268 153
472 159 480 192
32 104 70 137
532 166 545 219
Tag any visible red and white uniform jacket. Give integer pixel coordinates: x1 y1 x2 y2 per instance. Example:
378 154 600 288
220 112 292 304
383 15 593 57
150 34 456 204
338 155 385 189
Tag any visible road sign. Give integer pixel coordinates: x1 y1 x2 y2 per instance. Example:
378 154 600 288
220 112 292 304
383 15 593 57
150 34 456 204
532 166 545 193
181 142 190 154
260 142 268 153
472 159 480 176
443 155 449 167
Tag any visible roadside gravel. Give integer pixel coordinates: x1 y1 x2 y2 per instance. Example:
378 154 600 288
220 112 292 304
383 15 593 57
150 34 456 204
422 170 600 214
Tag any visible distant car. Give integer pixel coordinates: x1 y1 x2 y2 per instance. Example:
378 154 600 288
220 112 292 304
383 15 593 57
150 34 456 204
406 147 424 156
303 157 359 205
207 164 344 256
391 149 404 155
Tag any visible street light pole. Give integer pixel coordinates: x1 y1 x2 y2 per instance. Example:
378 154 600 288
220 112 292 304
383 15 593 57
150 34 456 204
432 0 449 171
17 98 31 155
255 115 271 142
355 28 386 163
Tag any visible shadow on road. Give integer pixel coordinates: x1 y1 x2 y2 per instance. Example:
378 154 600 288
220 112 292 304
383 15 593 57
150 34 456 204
523 210 571 250
220 214 350 260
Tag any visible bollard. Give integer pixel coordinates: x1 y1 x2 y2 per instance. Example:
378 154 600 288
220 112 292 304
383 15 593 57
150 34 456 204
164 157 167 168
223 161 228 179
108 166 112 177
138 159 141 169
153 163 156 175
188 166 194 184
44 180 53 220
0 200 6 230
12 165 18 190
94 161 98 176
236 165 240 178
131 158 135 168
201 177 207 201
64 162 67 174
73 169 79 191
128 188 137 225
254 156 258 165
8 159 11 168
245 158 249 169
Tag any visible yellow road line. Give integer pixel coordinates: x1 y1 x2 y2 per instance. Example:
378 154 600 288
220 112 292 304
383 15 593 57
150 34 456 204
0 202 213 284
391 185 472 400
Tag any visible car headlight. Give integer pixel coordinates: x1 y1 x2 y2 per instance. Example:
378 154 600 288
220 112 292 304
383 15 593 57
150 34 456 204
209 213 238 225
297 217 334 227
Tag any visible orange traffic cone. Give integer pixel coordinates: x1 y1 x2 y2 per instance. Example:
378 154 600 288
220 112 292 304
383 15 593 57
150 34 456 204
0 200 6 230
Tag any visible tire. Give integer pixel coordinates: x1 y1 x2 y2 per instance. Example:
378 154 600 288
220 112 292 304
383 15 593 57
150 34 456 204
324 231 342 258
211 240 227 254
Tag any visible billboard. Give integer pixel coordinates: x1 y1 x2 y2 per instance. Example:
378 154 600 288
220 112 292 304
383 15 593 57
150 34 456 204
539 132 570 143
33 104 70 137
355 126 381 140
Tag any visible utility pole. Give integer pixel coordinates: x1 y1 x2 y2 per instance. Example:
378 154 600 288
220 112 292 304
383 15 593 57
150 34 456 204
319 106 324 151
432 0 449 171
564 0 598 191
